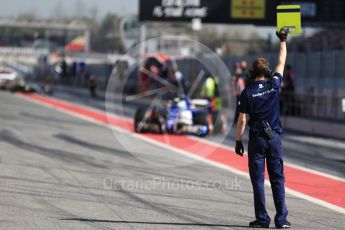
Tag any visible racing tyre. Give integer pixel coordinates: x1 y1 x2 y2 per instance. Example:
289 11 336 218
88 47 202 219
193 113 209 137
134 108 147 133
193 113 208 126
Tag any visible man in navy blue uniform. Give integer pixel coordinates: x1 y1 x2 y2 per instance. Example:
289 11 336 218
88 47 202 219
235 29 291 229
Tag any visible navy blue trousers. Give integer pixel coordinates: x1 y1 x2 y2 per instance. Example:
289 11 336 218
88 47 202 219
248 134 288 227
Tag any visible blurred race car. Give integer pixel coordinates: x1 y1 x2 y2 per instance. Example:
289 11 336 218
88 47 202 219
134 97 210 137
0 66 53 94
0 67 21 90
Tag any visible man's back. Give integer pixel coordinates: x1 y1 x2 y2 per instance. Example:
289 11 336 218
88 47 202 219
240 73 283 135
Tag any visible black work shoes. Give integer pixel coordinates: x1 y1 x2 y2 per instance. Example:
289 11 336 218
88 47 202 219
276 221 292 229
249 220 292 228
249 220 269 228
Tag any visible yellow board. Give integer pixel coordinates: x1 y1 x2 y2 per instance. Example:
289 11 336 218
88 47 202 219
277 5 302 34
231 0 266 19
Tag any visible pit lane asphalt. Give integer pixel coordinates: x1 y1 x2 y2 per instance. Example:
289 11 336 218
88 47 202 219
0 91 344 229
52 86 345 178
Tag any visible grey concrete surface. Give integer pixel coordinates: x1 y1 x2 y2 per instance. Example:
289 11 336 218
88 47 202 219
0 91 344 229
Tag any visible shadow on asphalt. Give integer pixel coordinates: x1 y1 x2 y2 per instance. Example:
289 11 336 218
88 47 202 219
0 130 107 168
20 112 90 126
61 218 251 228
54 133 136 159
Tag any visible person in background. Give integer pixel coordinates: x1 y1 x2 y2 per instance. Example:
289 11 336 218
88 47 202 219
240 60 251 87
281 65 296 115
171 64 185 96
232 65 246 125
88 75 97 98
200 75 225 134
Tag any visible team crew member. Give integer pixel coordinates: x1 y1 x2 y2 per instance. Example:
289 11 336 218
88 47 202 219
235 29 291 229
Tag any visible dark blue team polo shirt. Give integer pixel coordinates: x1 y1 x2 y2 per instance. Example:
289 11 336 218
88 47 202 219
238 73 283 135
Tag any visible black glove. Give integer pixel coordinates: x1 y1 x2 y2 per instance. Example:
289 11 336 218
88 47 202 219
235 141 244 157
276 28 289 42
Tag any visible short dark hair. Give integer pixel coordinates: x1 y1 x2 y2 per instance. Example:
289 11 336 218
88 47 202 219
252 58 269 78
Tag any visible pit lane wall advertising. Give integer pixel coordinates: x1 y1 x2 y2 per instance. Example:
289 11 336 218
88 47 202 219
139 0 345 26
139 0 273 25
0 47 49 65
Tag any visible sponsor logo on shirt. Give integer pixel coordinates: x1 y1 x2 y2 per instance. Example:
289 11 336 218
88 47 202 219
252 88 276 98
